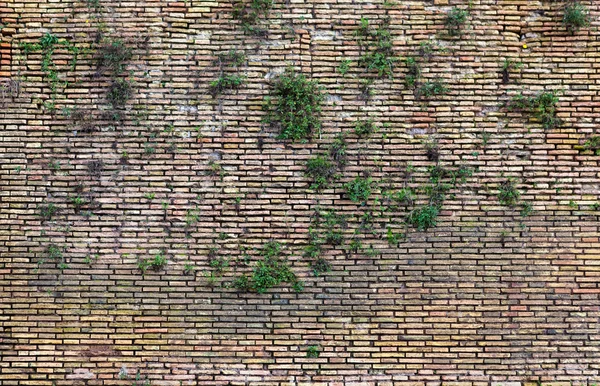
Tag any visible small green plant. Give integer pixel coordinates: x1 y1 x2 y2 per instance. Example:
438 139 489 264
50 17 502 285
232 0 273 35
344 176 374 203
48 159 61 172
501 58 523 84
505 90 562 130
306 345 321 358
69 195 87 213
209 74 246 96
404 57 421 88
354 119 377 138
445 7 469 36
520 202 533 217
305 156 337 191
39 203 58 220
207 160 226 180
329 133 348 167
563 2 590 34
583 136 600 155
233 241 301 294
41 244 67 271
183 263 195 275
568 200 578 209
138 252 168 274
107 78 133 107
415 79 449 100
209 256 229 274
355 17 397 78
338 59 351 76
407 205 439 231
591 202 600 211
264 68 324 142
144 193 156 200
311 257 331 277
96 40 132 76
497 178 520 207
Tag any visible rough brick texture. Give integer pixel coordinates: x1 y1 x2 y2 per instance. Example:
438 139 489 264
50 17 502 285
1 0 600 385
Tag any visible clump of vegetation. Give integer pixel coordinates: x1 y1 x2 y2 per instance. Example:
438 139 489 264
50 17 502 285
233 241 302 294
445 7 469 36
311 257 332 277
497 178 521 207
583 135 600 155
306 345 321 358
338 59 351 76
96 39 132 76
210 50 247 97
500 58 523 84
209 74 245 96
232 0 273 35
406 205 439 231
358 78 375 100
39 203 58 220
107 78 133 107
520 202 533 217
354 17 397 78
354 119 377 138
344 175 374 203
263 68 324 142
138 252 168 274
20 33 79 95
404 57 421 88
329 133 348 167
183 263 196 275
305 156 337 191
505 90 562 130
563 2 590 34
69 195 87 213
207 160 226 180
415 79 449 100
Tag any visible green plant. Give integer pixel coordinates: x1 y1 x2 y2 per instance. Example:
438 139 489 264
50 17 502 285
591 202 600 211
107 78 133 107
209 74 246 96
338 59 351 76
355 17 397 78
96 40 132 76
354 119 377 138
138 252 167 274
232 0 273 35
505 90 562 130
233 241 300 294
215 50 246 67
209 256 229 274
407 205 439 231
520 202 533 217
501 58 523 84
445 7 469 36
583 136 600 155
306 345 320 358
185 208 199 227
207 160 226 180
311 257 331 277
48 159 61 172
329 133 348 167
404 57 421 88
263 68 325 142
415 79 449 100
497 178 520 207
568 200 578 209
69 195 87 213
144 193 156 200
305 156 337 191
344 176 374 203
39 203 58 220
563 2 590 34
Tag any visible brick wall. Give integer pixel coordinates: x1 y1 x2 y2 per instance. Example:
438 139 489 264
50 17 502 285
1 0 600 385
